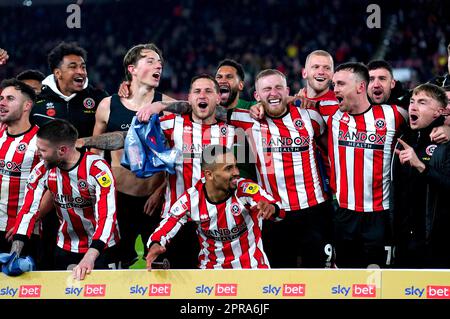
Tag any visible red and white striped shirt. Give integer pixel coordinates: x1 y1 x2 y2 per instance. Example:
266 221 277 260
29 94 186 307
230 105 328 211
302 89 339 187
14 150 120 253
149 178 280 269
302 88 339 123
328 104 407 212
160 113 236 217
0 125 40 233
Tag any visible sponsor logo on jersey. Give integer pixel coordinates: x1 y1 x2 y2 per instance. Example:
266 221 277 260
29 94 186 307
16 142 28 154
242 182 259 195
83 97 95 109
48 171 57 181
337 130 386 150
171 196 189 215
426 144 437 156
230 203 241 216
95 171 112 188
203 222 247 242
340 113 350 124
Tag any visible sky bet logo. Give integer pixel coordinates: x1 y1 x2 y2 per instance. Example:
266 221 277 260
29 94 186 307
129 284 171 296
331 284 376 297
0 285 41 298
65 284 106 297
195 284 237 296
405 285 450 299
262 284 306 297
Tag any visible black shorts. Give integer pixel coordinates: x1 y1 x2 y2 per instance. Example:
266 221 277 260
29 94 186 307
334 207 389 268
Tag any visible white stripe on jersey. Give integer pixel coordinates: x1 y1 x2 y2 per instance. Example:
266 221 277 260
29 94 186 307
0 129 39 233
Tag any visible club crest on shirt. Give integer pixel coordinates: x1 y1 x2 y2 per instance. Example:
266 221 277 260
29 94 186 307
16 142 28 154
230 203 241 216
95 171 112 188
426 144 437 156
293 118 304 130
83 97 95 109
375 118 386 130
220 126 228 136
78 180 88 190
242 182 259 195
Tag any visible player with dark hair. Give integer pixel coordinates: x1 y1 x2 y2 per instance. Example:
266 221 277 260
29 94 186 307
28 41 109 270
146 144 282 269
16 69 45 95
0 79 40 262
31 41 107 138
9 119 120 280
330 62 408 268
367 59 410 108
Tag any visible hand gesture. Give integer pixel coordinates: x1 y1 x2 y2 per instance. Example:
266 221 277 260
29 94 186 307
395 138 426 172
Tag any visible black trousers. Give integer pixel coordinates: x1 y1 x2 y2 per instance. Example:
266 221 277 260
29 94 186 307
334 207 388 268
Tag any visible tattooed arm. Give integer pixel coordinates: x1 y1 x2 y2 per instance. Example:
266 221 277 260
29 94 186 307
137 100 192 122
77 131 128 150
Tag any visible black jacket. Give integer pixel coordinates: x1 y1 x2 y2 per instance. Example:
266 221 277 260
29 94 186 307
390 117 450 267
31 82 108 138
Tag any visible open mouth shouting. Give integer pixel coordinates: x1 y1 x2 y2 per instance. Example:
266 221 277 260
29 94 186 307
409 113 419 125
152 72 161 81
198 101 208 109
219 85 230 102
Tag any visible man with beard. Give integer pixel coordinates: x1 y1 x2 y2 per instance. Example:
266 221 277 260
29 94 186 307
215 59 255 110
146 145 281 270
367 60 410 108
0 79 40 263
391 83 450 268
92 43 175 268
79 75 236 269
135 59 258 180
9 119 120 280
230 69 333 268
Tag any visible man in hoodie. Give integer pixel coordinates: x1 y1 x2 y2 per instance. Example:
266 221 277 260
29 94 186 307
30 42 108 270
391 83 450 268
31 42 107 138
